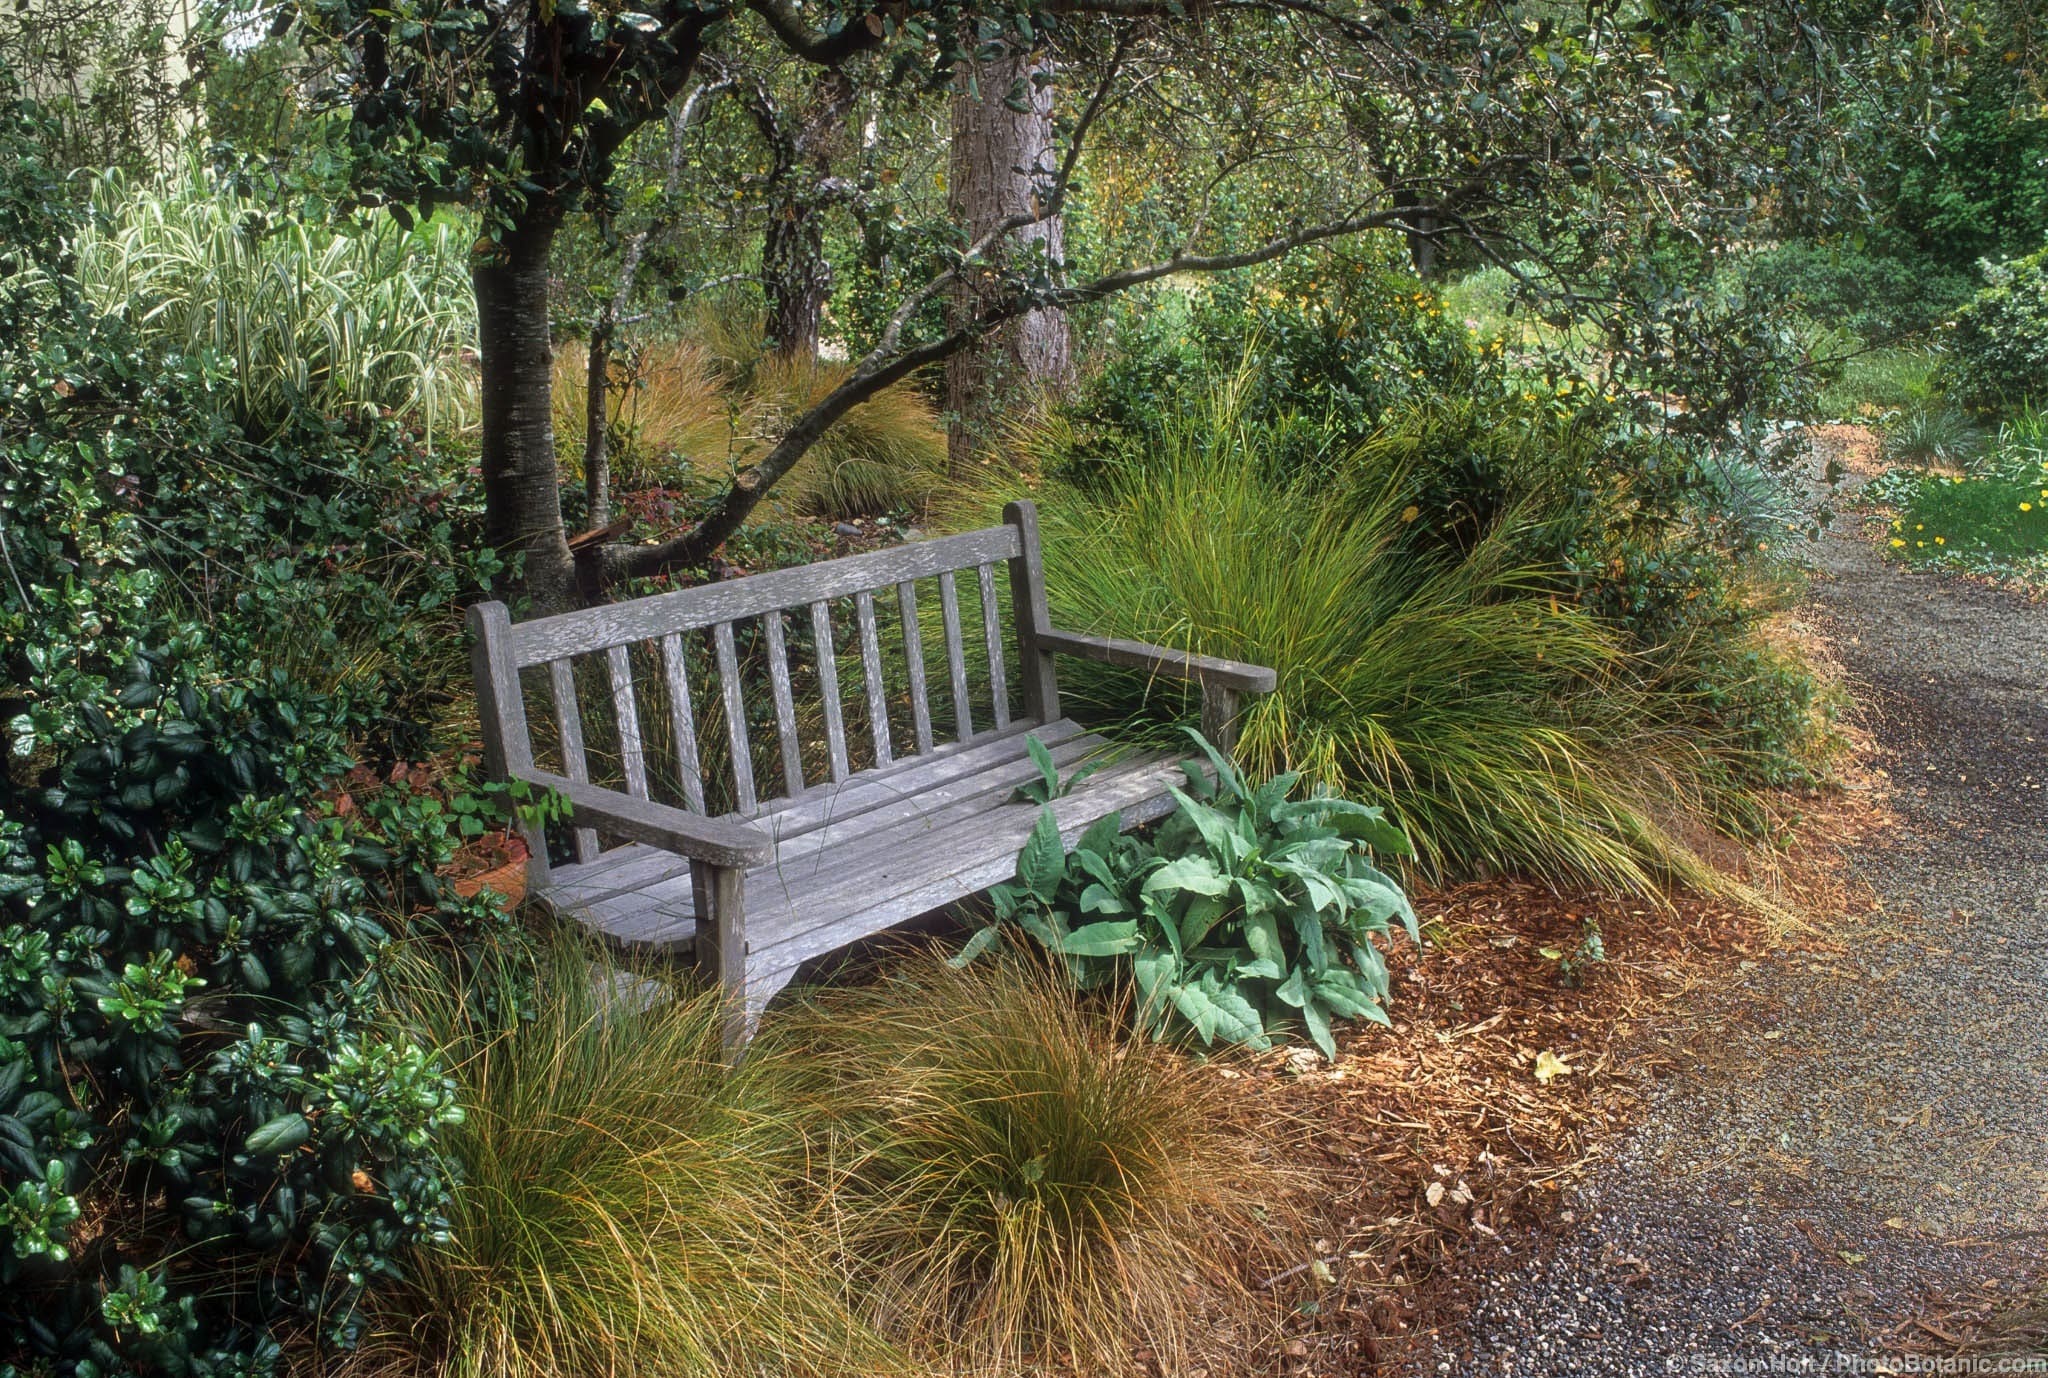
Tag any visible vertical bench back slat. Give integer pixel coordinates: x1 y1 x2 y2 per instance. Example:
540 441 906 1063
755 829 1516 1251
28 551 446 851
897 580 934 754
659 631 707 813
854 590 893 767
809 599 852 783
1003 500 1059 723
976 562 1010 731
712 621 757 813
549 658 600 862
937 570 974 741
605 644 650 800
762 610 805 797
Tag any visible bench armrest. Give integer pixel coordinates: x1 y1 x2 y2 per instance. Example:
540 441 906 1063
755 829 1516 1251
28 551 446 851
513 768 774 869
1036 628 1277 693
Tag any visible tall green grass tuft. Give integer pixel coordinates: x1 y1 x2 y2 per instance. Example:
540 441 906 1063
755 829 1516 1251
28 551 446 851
386 935 889 1378
71 167 475 441
954 387 1722 894
772 956 1280 1374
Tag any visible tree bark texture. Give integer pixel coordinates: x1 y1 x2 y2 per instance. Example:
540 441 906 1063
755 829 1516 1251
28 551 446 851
759 73 855 357
474 211 578 616
945 51 1072 471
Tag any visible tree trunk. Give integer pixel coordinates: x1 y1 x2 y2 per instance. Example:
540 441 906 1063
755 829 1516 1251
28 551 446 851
1405 211 1440 279
945 51 1072 471
474 211 577 615
758 73 854 358
583 324 612 530
763 206 831 357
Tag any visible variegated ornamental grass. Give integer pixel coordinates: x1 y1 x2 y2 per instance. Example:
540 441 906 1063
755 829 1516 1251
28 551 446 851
71 166 477 442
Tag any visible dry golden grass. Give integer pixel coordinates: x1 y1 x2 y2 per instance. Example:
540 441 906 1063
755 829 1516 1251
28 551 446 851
375 934 896 1378
552 338 734 491
767 952 1297 1376
749 352 946 516
553 298 945 518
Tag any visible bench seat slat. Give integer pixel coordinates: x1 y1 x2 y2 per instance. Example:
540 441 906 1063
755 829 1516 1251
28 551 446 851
747 717 1075 836
542 720 1092 913
554 731 1134 951
748 752 1182 989
547 735 1179 971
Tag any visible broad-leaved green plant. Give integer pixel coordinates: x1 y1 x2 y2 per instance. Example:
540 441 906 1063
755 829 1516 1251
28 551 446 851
962 733 1418 1059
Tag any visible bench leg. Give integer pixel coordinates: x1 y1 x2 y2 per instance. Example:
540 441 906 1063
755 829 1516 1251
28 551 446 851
690 861 750 1056
1200 683 1244 757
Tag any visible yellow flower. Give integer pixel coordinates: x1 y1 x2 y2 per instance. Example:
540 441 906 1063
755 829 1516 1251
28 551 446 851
2023 502 2035 512
1890 538 1906 548
1917 541 1926 548
1915 524 1924 530
1400 504 1421 523
1935 536 1946 545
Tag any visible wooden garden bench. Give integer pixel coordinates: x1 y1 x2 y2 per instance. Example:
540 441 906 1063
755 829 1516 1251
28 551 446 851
468 500 1274 1042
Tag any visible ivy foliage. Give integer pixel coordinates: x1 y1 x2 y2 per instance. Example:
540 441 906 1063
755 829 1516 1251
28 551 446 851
964 733 1419 1060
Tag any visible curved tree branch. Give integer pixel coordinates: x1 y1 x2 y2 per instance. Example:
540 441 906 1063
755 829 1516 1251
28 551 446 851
605 200 1432 582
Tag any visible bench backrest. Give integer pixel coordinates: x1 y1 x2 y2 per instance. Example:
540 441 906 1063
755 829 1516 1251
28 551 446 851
468 501 1061 864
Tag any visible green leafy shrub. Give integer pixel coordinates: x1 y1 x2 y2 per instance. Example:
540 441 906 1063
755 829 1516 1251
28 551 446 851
773 956 1276 1374
0 80 509 1373
968 733 1419 1059
1741 244 1974 344
1052 251 1481 475
0 666 471 1372
1354 392 1833 807
384 934 884 1378
1 146 497 753
1943 245 2048 415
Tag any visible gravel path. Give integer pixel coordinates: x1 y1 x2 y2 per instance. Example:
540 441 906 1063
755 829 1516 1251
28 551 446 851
1411 440 2048 1374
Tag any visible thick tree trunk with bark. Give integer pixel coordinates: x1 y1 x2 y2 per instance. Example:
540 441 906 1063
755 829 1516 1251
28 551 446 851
945 51 1072 471
757 73 855 357
474 210 577 615
763 206 831 357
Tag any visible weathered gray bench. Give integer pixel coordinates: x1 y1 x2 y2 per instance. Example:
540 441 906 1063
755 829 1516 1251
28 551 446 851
467 500 1275 1041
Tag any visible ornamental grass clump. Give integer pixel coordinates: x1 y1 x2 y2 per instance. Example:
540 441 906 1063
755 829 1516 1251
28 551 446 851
385 934 891 1378
954 386 1721 896
771 956 1282 1375
71 165 476 442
